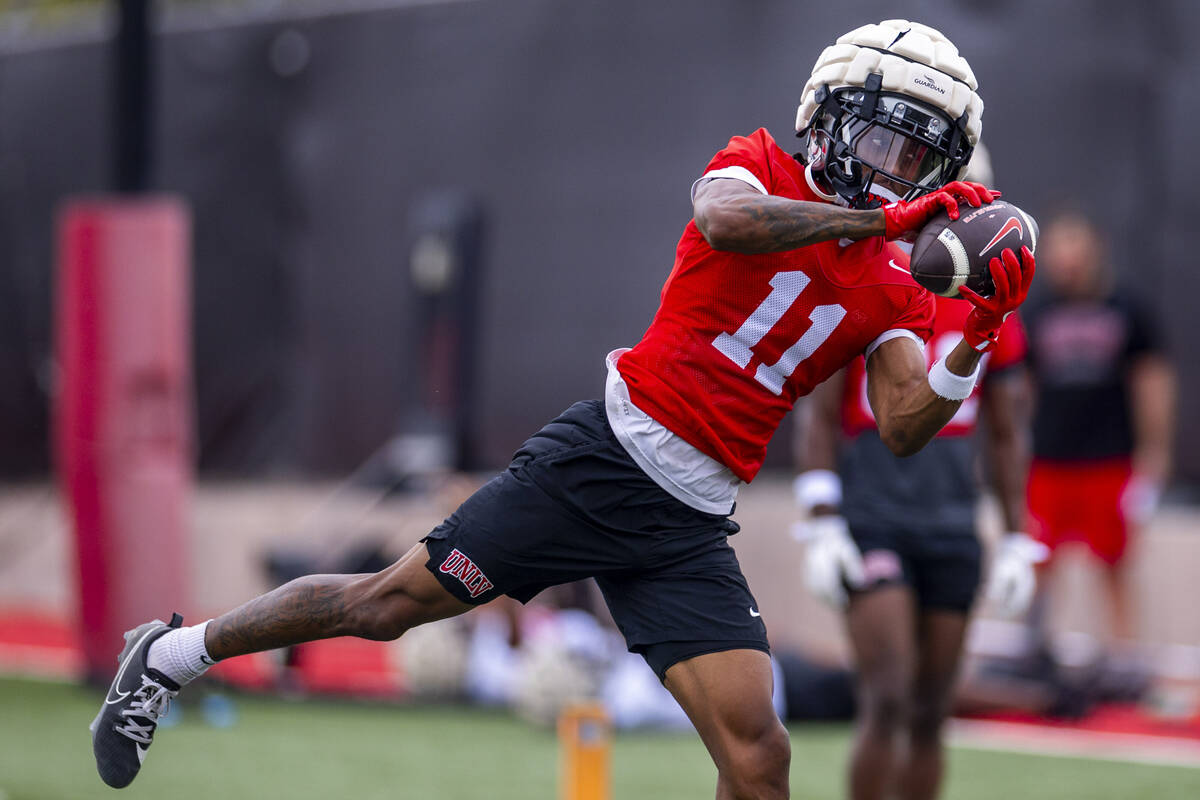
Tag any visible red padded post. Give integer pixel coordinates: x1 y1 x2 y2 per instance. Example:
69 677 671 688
54 197 192 683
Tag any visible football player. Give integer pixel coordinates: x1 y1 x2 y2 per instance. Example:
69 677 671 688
794 145 1045 800
91 20 1034 798
1024 212 1176 651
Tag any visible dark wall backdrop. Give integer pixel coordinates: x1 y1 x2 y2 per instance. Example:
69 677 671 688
1 0 1197 482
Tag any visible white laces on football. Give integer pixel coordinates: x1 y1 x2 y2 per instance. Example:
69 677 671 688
115 675 177 744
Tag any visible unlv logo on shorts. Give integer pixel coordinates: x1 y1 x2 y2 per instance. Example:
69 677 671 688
438 548 494 598
862 549 903 584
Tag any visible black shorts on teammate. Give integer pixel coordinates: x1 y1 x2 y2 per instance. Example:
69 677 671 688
845 523 982 613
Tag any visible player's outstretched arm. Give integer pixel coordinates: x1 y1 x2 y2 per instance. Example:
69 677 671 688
692 178 997 254
866 336 982 457
693 178 885 253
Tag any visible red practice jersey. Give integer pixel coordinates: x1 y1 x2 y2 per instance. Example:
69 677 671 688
616 129 935 482
839 296 1028 438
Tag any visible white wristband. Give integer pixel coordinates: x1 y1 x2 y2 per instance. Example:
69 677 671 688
927 358 980 401
793 469 842 512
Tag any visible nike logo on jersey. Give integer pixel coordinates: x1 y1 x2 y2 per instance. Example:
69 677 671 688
887 259 910 275
105 628 158 705
749 607 762 618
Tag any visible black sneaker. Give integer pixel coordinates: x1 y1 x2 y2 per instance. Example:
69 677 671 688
89 613 184 788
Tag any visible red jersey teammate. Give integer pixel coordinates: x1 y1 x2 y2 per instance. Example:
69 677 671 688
796 280 1043 800
91 20 1034 798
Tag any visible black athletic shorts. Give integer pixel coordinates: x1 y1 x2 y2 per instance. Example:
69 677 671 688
847 523 982 613
422 400 769 679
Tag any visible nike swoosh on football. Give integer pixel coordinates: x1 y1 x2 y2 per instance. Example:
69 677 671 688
104 627 159 705
887 259 910 274
749 608 762 618
978 217 1023 257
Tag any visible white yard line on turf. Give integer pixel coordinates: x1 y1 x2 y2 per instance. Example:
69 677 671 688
949 718 1200 770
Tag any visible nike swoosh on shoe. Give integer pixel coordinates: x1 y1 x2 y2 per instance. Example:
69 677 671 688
105 626 163 705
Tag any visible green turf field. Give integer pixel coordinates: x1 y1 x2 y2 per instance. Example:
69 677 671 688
1 676 1196 799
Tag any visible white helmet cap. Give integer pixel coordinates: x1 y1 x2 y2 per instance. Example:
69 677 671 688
796 19 983 145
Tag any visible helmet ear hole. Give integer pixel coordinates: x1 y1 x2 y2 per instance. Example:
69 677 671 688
828 158 861 191
826 139 858 184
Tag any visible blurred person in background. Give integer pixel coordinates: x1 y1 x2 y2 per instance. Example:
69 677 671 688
1023 212 1176 663
794 143 1045 800
90 20 1034 798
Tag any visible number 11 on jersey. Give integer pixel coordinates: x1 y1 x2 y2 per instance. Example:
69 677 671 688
712 271 847 395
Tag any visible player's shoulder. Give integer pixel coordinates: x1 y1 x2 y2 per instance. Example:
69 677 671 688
704 128 802 195
716 127 779 157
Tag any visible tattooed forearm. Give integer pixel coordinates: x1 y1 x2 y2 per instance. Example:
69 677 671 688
204 574 362 660
741 197 885 251
696 193 886 254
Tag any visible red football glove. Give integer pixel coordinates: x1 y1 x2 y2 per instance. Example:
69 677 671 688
882 181 999 241
958 245 1035 352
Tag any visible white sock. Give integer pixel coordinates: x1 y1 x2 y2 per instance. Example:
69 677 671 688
147 620 216 686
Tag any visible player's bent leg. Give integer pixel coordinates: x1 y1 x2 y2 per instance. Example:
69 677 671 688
845 584 918 800
663 648 790 800
900 609 969 800
205 542 473 659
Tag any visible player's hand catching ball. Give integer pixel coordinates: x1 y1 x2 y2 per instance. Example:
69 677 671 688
882 181 999 241
986 532 1050 618
959 245 1035 352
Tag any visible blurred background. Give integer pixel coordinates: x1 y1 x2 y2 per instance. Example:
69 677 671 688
0 0 1198 798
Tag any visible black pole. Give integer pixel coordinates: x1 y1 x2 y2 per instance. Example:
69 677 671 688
113 0 152 193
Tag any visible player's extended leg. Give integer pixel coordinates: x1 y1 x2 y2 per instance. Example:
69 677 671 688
205 542 472 659
845 584 918 800
663 649 791 800
898 609 969 800
91 542 470 787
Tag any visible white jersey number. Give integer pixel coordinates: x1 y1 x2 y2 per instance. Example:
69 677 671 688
712 271 847 395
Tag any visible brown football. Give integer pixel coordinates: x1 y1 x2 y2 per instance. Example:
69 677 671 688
909 200 1038 297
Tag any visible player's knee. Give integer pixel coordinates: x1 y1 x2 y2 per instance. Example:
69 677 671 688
759 721 792 778
861 683 910 734
722 719 791 799
340 573 432 641
352 611 410 641
909 696 949 745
